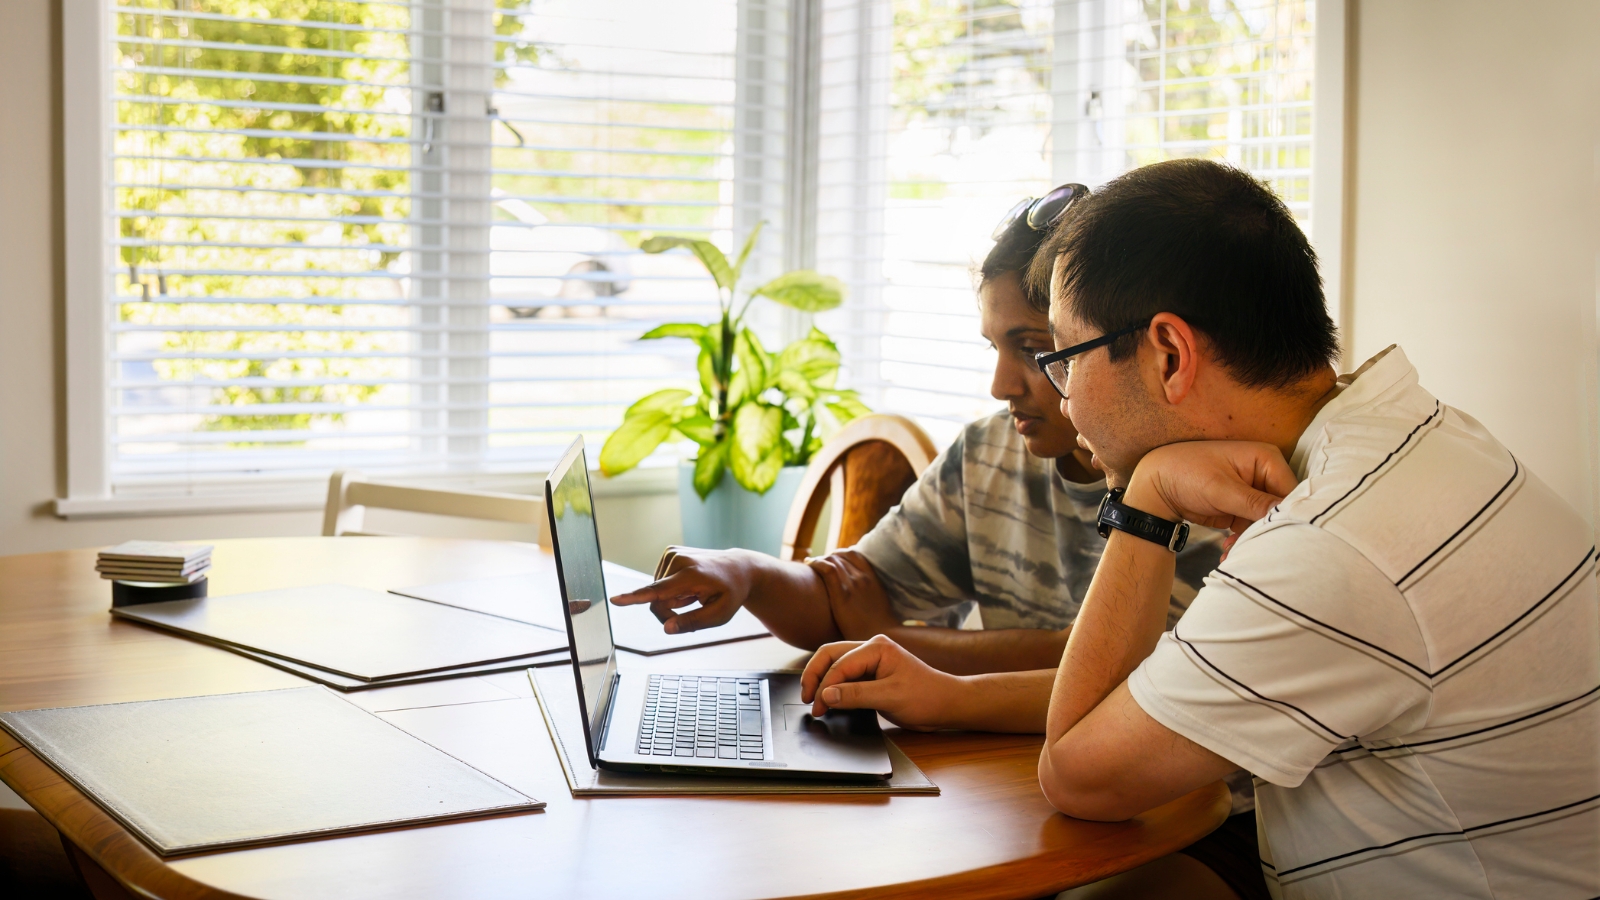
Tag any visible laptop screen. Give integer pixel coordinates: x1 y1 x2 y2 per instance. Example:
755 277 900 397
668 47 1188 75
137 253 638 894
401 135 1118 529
545 438 617 755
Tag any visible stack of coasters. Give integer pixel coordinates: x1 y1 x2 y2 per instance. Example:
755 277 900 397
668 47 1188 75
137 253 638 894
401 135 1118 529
99 541 213 607
98 541 212 584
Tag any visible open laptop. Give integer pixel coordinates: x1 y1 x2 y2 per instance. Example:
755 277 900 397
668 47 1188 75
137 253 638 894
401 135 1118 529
544 436 892 780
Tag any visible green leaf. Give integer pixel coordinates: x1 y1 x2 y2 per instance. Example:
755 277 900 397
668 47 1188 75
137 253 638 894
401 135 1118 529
824 390 872 425
624 388 692 418
775 369 817 402
598 409 674 477
638 322 709 343
735 328 770 393
692 439 730 499
640 236 735 291
697 346 717 399
642 322 719 371
731 221 765 285
775 336 841 389
750 270 845 312
673 413 716 445
729 403 785 494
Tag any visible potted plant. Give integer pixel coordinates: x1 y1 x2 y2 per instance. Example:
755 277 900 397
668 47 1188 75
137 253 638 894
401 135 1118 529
598 224 870 555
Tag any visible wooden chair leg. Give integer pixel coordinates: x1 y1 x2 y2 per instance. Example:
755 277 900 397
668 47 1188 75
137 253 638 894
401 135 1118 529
58 837 134 900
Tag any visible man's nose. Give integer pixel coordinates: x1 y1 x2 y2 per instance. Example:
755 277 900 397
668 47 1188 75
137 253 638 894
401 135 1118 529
991 358 1024 400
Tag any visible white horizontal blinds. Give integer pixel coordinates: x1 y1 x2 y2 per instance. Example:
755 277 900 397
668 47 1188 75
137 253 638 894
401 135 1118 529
1053 0 1315 224
486 0 783 471
814 0 1060 449
109 0 766 488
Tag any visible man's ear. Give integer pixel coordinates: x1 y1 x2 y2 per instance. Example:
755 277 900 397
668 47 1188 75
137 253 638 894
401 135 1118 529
1144 312 1201 406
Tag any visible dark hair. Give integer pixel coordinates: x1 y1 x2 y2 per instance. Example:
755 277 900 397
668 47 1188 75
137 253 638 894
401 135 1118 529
1025 158 1338 389
978 223 1051 313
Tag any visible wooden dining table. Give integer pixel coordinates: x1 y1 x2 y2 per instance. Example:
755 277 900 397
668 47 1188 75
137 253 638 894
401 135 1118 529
0 537 1229 900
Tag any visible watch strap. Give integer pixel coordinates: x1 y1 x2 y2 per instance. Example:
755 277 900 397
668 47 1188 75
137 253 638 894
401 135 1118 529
1097 488 1190 553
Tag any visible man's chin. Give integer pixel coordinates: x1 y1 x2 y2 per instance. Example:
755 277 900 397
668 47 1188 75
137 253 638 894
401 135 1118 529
1020 434 1075 460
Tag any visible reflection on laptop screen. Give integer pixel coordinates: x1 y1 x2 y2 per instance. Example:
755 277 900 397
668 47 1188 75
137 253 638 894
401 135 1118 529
547 439 616 743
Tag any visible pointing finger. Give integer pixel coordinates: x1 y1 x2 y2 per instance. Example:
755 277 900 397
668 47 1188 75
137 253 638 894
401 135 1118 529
658 599 735 634
610 568 701 607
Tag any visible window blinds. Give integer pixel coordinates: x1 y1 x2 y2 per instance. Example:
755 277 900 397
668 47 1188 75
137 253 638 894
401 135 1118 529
813 0 1315 449
109 0 784 488
104 0 1313 490
1055 0 1315 223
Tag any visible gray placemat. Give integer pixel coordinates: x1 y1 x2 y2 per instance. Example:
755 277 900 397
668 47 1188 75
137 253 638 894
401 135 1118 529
0 687 542 856
114 583 568 681
529 666 938 796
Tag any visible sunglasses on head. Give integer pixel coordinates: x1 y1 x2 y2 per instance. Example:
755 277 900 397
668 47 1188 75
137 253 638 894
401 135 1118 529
991 183 1090 242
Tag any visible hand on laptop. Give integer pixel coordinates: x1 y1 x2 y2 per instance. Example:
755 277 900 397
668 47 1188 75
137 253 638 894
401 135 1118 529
609 546 755 634
800 635 966 732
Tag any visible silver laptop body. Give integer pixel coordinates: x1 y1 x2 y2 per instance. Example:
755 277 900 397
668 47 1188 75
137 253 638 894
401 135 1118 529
544 437 892 781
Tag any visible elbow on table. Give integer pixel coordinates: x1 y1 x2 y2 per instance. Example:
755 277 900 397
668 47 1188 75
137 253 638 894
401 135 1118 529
1037 748 1144 822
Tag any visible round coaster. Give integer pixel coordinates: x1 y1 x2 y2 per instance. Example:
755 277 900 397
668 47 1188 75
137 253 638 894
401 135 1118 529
111 577 209 608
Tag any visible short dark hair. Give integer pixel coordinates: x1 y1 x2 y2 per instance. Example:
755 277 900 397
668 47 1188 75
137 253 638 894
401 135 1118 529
1026 158 1338 388
978 223 1051 313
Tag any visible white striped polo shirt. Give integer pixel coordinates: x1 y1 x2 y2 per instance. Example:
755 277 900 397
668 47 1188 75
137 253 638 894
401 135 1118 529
1128 345 1600 898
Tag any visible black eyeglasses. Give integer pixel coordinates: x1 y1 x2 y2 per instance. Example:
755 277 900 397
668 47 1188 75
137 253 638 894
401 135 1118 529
1033 320 1150 399
991 183 1090 242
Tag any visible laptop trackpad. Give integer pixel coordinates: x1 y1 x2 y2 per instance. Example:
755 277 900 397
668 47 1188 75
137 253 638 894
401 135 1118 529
782 704 879 737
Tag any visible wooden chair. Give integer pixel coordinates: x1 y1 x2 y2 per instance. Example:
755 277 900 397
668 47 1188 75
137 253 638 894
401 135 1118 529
778 414 938 561
322 471 552 547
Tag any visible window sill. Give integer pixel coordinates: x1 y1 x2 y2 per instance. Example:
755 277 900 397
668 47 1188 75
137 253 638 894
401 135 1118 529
52 464 681 520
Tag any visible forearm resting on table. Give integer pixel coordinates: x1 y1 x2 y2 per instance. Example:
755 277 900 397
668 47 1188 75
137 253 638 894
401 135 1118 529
944 669 1055 732
1037 480 1230 820
812 551 1072 675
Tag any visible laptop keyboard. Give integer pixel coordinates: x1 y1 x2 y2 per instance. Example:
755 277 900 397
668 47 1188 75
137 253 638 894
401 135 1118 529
637 674 766 760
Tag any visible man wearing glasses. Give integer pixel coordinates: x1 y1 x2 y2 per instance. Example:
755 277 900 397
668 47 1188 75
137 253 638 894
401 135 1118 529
612 182 1225 679
801 159 1599 899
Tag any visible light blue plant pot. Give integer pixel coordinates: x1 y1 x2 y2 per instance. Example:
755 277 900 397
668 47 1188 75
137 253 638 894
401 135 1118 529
677 463 807 558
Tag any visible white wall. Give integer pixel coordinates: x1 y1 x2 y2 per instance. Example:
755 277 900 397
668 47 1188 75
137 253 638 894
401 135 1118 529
2 0 1598 564
1343 0 1600 523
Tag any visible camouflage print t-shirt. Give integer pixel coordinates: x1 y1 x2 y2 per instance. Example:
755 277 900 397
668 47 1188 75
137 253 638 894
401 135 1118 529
853 411 1225 633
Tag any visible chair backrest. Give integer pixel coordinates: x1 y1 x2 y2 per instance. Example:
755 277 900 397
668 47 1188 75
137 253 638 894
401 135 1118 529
322 471 552 547
779 414 939 562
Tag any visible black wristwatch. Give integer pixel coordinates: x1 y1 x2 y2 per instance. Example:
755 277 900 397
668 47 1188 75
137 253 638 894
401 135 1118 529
1097 487 1190 553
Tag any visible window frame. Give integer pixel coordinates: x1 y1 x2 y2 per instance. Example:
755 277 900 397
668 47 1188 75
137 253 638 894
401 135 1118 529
55 0 693 517
55 0 1348 518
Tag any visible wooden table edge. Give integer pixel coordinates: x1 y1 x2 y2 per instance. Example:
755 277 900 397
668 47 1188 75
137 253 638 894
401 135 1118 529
785 779 1232 900
6 727 1230 900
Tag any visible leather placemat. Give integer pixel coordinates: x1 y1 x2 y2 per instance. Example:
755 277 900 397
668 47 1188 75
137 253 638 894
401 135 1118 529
529 666 938 796
114 583 568 681
393 563 770 656
220 642 572 691
0 687 543 856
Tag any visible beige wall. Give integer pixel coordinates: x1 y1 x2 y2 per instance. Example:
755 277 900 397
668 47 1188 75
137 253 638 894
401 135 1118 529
1343 0 1600 522
2 0 1598 566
